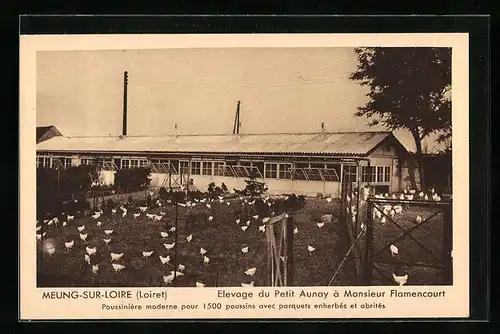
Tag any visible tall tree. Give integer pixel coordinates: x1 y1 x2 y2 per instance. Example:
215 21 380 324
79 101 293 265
350 47 452 190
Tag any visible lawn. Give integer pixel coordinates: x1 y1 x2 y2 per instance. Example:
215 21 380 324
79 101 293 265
36 196 349 287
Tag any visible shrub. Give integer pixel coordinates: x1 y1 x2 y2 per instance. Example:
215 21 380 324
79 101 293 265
114 167 152 193
241 174 268 198
159 187 168 201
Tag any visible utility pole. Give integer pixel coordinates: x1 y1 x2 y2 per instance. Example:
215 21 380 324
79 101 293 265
122 71 128 136
233 100 241 134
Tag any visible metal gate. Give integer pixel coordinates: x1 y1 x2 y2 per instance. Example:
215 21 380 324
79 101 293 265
363 197 453 286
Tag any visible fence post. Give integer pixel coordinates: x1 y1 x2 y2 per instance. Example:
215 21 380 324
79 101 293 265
286 216 294 286
363 199 374 285
442 202 453 284
173 200 179 286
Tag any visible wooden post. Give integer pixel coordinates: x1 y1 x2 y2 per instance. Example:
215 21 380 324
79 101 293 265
363 200 374 285
286 216 294 286
173 200 179 286
442 202 453 284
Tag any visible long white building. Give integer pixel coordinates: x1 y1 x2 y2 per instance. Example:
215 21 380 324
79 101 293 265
36 130 412 197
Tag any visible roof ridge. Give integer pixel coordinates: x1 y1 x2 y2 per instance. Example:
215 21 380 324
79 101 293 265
62 130 392 139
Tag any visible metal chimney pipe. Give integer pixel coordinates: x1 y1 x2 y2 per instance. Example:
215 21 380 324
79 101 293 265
122 71 128 136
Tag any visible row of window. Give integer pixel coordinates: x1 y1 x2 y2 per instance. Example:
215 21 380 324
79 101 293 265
361 166 392 183
36 155 391 183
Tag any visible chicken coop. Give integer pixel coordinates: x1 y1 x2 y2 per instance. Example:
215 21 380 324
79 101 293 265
36 131 411 197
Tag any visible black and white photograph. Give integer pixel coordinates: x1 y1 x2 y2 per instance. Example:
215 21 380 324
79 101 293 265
33 45 453 289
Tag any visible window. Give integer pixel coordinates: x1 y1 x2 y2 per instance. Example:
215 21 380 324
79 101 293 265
292 168 308 180
252 162 264 176
213 162 225 176
221 165 236 177
362 166 376 182
279 163 292 180
81 158 93 166
246 166 264 178
320 168 340 182
384 166 391 182
130 159 138 168
264 163 278 179
232 166 248 178
139 159 148 167
304 168 323 181
121 159 130 169
377 166 385 182
64 158 72 168
202 161 213 176
37 156 50 167
151 162 168 173
191 161 201 175
343 165 358 182
179 161 189 175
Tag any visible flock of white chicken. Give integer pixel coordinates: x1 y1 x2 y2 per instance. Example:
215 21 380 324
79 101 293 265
36 187 443 287
363 187 444 286
36 192 335 287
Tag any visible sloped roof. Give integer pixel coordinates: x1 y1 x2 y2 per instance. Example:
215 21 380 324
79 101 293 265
36 131 404 156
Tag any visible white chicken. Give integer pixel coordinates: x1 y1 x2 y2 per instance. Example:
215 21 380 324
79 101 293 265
77 225 86 232
160 232 169 238
146 213 155 220
86 247 97 256
245 267 257 276
67 215 74 221
236 219 240 225
178 264 186 272
200 247 207 255
159 255 170 264
112 263 126 272
104 229 113 235
91 213 101 219
103 238 112 244
206 204 211 209
258 225 266 232
36 234 42 241
381 217 386 224
203 256 210 264
196 282 205 287
79 233 88 242
164 243 175 250
241 281 255 287
326 197 332 203
246 220 251 226
392 273 408 286
316 222 325 228
139 206 148 212
92 265 99 275
186 234 193 242
142 251 153 258
110 252 124 261
390 244 399 257
62 221 67 227
252 215 259 220
293 227 298 234
96 221 102 227
241 246 249 254
133 213 141 219
64 240 74 250
307 245 316 255
262 217 270 223
241 226 248 232
84 254 91 265
415 215 423 224
208 216 214 222
169 227 176 232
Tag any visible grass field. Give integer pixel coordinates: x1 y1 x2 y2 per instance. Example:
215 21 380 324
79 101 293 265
36 196 350 287
36 193 449 287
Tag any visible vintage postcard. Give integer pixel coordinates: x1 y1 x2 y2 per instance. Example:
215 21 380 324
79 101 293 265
20 33 469 320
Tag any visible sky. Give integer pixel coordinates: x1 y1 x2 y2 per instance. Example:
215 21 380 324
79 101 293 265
36 48 447 153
